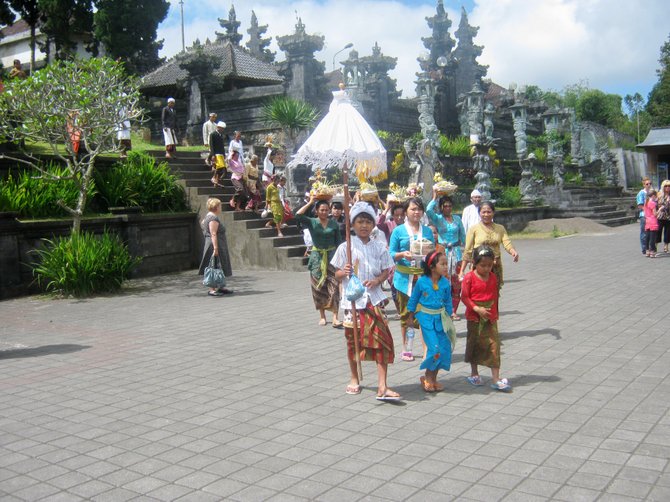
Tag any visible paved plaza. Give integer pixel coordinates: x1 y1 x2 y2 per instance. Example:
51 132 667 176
0 223 669 501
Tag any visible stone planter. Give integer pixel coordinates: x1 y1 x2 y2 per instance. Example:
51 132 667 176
109 206 142 215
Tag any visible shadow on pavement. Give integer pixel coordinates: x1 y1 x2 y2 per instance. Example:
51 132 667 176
123 274 272 297
502 327 561 340
0 344 91 359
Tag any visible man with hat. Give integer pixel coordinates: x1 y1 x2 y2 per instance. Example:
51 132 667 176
461 189 482 234
161 97 178 158
209 121 227 187
330 201 402 401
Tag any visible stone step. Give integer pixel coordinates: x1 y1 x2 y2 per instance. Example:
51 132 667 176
596 215 637 227
266 234 305 247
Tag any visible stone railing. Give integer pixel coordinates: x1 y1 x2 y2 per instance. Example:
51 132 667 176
0 211 199 300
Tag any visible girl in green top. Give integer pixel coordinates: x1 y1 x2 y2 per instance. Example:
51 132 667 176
296 194 343 327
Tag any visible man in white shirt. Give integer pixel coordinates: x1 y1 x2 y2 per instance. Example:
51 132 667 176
229 130 244 160
202 113 221 166
461 189 482 234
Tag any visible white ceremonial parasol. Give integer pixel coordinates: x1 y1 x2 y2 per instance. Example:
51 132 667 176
289 84 387 380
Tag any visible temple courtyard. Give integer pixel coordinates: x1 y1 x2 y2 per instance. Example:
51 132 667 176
0 222 668 501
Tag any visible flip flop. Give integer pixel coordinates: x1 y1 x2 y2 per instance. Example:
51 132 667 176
217 288 234 295
332 321 344 329
207 290 223 297
491 378 512 392
467 375 484 386
345 385 361 395
376 389 401 401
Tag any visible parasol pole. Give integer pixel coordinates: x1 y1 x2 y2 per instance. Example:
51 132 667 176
342 161 363 381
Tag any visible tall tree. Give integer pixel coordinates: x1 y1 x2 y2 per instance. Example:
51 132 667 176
624 92 644 142
647 34 670 127
9 0 40 71
93 0 169 75
38 0 95 61
0 58 144 233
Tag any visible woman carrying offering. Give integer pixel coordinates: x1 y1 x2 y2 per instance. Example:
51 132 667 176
296 194 343 327
264 175 285 237
462 245 510 392
427 188 466 320
198 198 233 296
331 202 401 401
389 197 435 361
460 201 518 288
407 251 456 393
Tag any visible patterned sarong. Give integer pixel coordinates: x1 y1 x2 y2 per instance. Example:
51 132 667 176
464 300 500 368
344 304 395 364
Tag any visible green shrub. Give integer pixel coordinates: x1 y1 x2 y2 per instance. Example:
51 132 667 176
95 152 188 212
497 186 522 208
438 134 471 157
564 172 583 185
0 163 95 218
31 230 141 297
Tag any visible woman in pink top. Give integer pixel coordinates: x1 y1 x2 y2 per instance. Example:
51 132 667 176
227 150 249 211
644 189 659 258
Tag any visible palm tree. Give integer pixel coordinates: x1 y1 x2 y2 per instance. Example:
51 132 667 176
261 96 319 154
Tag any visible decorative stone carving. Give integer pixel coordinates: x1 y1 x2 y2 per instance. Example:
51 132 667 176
216 6 242 45
483 102 495 140
246 11 275 63
472 140 492 201
509 101 528 160
519 154 543 205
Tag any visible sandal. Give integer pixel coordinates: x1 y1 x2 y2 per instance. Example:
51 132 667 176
401 352 414 362
345 384 361 395
217 288 234 295
467 375 484 386
376 389 401 401
491 378 512 392
420 376 435 393
433 381 444 392
332 321 343 329
207 290 223 297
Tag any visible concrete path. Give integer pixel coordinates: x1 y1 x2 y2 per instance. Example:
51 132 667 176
0 223 669 501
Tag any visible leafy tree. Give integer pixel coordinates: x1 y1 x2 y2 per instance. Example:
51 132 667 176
647 34 670 127
0 58 144 233
38 0 95 61
0 1 15 29
575 89 625 129
9 0 40 71
262 96 319 154
624 92 645 142
93 0 169 75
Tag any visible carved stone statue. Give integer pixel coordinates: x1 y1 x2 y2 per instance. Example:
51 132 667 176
519 154 543 205
511 105 528 160
483 102 494 140
472 140 492 201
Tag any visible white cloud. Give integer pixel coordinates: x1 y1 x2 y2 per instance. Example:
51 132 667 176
157 0 668 99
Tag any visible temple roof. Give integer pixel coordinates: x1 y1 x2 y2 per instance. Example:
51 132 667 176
638 127 670 148
141 40 282 91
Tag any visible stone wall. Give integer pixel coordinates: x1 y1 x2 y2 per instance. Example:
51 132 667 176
0 212 199 300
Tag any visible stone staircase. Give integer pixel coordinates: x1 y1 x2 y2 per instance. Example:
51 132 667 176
152 151 308 271
547 186 637 227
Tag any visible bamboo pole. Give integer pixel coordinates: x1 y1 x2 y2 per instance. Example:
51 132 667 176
342 162 363 381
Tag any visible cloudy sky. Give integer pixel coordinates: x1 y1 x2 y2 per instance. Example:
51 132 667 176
157 0 668 104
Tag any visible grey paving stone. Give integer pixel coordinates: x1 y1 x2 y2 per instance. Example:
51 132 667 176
1 225 670 501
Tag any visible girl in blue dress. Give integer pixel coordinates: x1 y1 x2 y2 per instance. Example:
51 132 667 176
407 250 457 392
426 190 466 320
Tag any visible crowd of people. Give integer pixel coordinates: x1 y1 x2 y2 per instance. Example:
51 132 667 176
637 176 670 257
198 173 520 399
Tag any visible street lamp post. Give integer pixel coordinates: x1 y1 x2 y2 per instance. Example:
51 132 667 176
179 0 185 52
332 43 354 71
